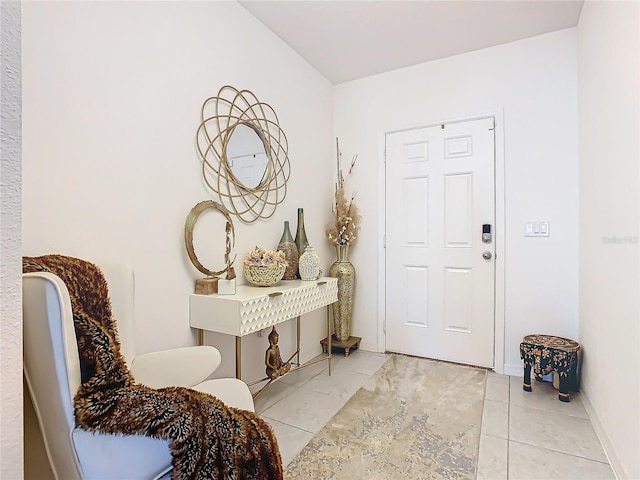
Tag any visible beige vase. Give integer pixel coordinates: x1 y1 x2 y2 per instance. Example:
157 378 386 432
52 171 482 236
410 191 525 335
277 220 298 280
328 245 355 341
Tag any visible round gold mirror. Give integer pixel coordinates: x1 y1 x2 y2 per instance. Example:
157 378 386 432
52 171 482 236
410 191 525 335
196 86 290 224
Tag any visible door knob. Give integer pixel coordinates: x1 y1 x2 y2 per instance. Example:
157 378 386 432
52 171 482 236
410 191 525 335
482 251 492 260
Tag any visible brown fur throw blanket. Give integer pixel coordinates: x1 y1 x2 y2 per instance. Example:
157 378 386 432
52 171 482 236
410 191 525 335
23 255 283 480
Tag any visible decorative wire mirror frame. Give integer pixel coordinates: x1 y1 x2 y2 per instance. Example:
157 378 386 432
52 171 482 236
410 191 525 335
196 86 290 224
184 200 236 277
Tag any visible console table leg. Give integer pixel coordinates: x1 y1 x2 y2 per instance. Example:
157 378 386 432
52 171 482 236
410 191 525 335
327 304 332 376
235 336 242 380
296 316 301 367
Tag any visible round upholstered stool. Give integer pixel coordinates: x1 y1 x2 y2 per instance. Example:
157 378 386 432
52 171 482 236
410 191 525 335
519 334 581 402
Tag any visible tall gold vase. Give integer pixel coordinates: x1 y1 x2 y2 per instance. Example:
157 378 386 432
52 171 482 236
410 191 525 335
329 245 355 341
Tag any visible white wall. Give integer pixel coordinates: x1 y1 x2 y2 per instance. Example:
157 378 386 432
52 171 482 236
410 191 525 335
577 2 639 478
334 29 580 371
22 1 335 382
0 2 23 478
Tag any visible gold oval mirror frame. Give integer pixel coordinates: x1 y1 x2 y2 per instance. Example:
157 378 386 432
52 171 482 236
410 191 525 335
196 86 290 224
184 200 236 277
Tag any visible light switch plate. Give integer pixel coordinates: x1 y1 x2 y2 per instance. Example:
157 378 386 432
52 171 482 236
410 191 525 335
525 221 550 237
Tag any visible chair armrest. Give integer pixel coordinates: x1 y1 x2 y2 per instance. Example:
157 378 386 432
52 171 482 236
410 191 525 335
130 346 222 388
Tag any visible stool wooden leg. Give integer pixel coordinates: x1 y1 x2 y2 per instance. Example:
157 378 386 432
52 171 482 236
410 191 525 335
567 353 580 392
523 363 532 392
558 375 571 402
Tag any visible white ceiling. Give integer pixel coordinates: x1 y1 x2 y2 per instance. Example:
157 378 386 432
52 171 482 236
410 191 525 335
239 0 584 84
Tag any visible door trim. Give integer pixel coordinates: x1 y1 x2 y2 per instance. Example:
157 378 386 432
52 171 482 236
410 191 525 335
377 110 506 373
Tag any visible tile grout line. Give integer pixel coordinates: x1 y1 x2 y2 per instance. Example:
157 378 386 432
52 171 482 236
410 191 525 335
475 369 488 479
261 414 317 435
507 438 613 465
477 374 508 480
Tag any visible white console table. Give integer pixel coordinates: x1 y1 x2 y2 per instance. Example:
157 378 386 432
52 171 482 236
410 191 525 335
189 278 338 386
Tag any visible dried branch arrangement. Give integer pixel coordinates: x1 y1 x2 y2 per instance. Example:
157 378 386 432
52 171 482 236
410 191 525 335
326 138 361 246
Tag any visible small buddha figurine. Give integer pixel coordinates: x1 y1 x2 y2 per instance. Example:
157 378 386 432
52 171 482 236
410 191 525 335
265 327 291 380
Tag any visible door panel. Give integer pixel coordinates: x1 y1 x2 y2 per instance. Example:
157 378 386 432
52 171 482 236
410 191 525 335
444 267 472 332
444 172 473 246
385 118 495 367
405 177 429 243
406 266 429 327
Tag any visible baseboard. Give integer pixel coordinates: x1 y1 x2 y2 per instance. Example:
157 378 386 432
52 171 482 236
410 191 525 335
580 384 627 480
503 362 522 377
359 339 378 353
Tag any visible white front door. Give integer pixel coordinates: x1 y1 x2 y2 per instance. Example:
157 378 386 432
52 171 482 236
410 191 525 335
385 118 495 367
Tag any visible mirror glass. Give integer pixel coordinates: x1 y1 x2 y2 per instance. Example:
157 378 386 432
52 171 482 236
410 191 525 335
226 123 269 190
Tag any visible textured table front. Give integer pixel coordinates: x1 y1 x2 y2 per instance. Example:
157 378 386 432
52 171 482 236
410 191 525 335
190 278 338 337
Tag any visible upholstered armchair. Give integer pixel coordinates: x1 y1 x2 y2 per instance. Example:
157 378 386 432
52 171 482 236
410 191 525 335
23 260 255 480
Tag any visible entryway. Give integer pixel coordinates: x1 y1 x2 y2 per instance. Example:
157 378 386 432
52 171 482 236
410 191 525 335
384 117 496 368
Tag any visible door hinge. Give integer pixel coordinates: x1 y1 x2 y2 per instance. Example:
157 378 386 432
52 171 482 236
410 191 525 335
383 150 387 164
383 235 386 248
383 319 386 333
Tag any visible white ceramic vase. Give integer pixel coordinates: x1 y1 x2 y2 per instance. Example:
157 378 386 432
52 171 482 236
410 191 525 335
298 246 320 281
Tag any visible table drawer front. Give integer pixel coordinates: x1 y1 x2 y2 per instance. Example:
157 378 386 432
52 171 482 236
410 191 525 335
238 281 338 335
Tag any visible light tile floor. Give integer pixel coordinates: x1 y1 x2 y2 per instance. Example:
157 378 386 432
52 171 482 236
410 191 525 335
254 349 391 466
256 351 616 479
478 372 615 480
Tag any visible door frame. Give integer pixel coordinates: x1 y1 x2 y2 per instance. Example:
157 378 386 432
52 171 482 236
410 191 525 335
377 110 506 373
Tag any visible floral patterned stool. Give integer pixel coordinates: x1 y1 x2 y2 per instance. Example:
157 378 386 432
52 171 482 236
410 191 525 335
519 334 581 402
